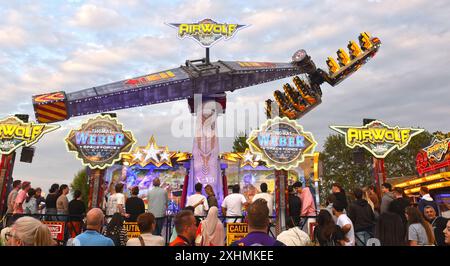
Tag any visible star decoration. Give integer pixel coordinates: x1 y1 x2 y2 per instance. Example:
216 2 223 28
143 143 159 163
132 150 144 162
239 148 260 168
122 135 177 167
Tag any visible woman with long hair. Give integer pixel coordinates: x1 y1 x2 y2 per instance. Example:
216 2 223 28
405 206 435 246
313 209 345 246
375 212 406 246
6 216 54 246
45 183 59 221
204 185 218 209
195 206 224 246
104 212 128 246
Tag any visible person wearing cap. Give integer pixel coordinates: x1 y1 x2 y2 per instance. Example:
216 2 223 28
13 182 31 214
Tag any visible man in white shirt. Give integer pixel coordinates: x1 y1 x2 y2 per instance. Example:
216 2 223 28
222 184 248 223
252 183 274 216
333 201 355 246
106 183 128 222
186 183 209 217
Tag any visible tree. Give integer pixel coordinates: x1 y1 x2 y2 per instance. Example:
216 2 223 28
232 132 249 153
320 134 373 204
319 130 433 204
70 168 89 209
383 130 433 177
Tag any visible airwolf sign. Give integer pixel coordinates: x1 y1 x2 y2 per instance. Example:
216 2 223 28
168 18 247 48
0 116 59 155
330 120 424 159
66 115 135 169
247 117 317 170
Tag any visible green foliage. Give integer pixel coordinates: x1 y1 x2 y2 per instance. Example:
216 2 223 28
319 134 373 204
232 132 249 153
70 168 89 209
383 130 433 177
319 130 433 204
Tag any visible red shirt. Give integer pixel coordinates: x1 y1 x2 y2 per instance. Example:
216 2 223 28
169 235 192 246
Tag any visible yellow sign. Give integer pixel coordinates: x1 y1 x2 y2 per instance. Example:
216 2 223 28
0 116 59 155
330 120 423 159
123 222 140 239
125 71 176 86
424 138 450 161
226 223 248 246
168 18 247 48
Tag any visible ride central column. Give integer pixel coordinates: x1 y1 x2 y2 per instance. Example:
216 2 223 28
187 95 225 206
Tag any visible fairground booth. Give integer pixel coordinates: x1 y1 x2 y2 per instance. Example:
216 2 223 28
394 136 450 212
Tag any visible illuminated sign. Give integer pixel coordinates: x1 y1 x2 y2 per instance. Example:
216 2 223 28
122 136 177 168
330 120 424 159
226 223 248 246
247 117 317 170
425 138 450 161
125 71 176 86
0 116 59 155
416 137 450 175
66 115 135 169
237 62 276 68
168 18 247 48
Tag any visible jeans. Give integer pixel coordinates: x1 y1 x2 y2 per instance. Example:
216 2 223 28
154 217 165 236
355 231 372 246
46 208 57 221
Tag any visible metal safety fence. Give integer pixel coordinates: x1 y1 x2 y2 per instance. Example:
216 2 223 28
1 213 318 246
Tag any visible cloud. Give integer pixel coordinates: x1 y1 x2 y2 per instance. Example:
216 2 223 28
1 0 450 191
69 4 126 29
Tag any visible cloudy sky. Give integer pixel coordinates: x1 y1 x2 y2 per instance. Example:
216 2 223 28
1 0 449 193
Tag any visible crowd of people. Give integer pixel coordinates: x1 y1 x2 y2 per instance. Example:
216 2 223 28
312 182 450 246
1 178 450 247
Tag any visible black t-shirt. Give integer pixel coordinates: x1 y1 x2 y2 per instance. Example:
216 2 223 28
125 196 145 222
314 225 345 246
389 198 410 225
431 217 448 246
68 199 86 221
45 193 58 209
288 194 301 217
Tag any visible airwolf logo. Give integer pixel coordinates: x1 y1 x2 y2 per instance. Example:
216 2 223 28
330 120 424 159
424 138 450 161
167 18 247 48
0 116 59 155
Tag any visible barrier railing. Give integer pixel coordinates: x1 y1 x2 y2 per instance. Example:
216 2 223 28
1 213 318 246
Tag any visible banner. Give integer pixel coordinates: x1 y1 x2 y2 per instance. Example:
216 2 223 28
43 221 65 241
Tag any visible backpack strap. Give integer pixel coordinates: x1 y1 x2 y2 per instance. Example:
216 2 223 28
138 236 145 246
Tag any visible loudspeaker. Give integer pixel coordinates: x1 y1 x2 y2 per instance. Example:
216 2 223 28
20 147 35 163
353 148 365 164
101 113 117 118
15 114 29 123
363 118 376 125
